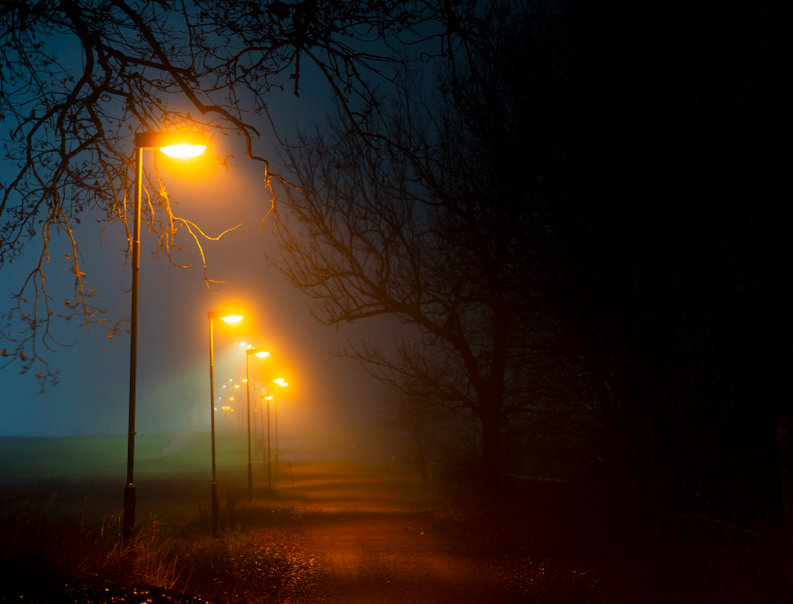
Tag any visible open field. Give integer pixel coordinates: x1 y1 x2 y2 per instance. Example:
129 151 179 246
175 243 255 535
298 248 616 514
0 430 392 523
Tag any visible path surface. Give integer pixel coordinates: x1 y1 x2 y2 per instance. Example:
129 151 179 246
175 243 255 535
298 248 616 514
266 463 556 603
298 510 523 603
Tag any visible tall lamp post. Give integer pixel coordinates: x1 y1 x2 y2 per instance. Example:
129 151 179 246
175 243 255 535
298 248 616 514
273 378 288 479
245 347 269 499
264 393 273 489
208 310 243 537
124 131 207 543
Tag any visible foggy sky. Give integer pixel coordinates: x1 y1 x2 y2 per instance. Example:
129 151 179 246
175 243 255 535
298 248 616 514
0 69 392 444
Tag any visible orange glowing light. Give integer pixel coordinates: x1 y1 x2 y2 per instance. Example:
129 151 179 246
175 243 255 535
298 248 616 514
255 351 270 358
221 314 243 324
159 143 207 158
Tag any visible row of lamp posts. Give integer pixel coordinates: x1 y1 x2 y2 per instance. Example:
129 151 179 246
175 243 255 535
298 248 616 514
123 131 289 542
209 316 288 537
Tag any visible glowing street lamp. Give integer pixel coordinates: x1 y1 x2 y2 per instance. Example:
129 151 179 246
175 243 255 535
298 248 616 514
208 310 242 537
273 378 288 479
123 130 208 543
245 347 269 499
263 394 274 489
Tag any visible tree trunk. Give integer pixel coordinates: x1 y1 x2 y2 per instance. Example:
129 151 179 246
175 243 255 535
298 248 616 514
480 404 503 497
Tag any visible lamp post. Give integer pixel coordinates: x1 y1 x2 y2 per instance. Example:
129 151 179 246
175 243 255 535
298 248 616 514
245 347 269 499
123 131 207 543
208 310 242 537
273 378 288 480
264 393 273 489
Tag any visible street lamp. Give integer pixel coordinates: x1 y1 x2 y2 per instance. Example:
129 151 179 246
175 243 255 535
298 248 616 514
263 393 273 489
208 310 242 537
273 378 288 480
245 347 269 499
124 130 208 543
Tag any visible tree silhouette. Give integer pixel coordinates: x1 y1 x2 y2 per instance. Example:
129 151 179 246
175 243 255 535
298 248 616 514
272 3 578 494
273 0 786 515
0 0 437 380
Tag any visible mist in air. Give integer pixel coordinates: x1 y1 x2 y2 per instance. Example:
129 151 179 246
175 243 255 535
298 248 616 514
0 125 398 471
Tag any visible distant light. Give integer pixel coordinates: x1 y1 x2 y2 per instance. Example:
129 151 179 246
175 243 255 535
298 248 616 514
221 314 243 324
255 351 270 358
160 143 206 158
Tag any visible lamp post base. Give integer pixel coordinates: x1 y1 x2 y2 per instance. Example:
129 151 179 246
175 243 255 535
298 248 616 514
211 481 219 538
123 483 136 542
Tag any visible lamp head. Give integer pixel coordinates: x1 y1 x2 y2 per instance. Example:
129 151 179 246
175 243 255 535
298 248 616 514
208 309 243 323
246 347 270 358
160 143 207 158
134 130 209 158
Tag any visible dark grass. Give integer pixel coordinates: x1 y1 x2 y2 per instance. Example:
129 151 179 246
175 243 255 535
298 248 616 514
0 485 317 602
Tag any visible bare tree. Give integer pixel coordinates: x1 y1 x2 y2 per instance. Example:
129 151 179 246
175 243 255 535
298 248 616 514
0 0 440 381
272 3 565 494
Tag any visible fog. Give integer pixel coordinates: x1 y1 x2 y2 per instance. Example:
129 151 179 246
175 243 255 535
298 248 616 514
0 125 398 474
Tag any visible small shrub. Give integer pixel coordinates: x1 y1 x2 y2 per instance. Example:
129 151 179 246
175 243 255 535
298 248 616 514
101 515 181 591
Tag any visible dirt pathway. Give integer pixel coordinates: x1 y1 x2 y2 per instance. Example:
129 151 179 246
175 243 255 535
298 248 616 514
275 464 529 603
298 510 521 603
